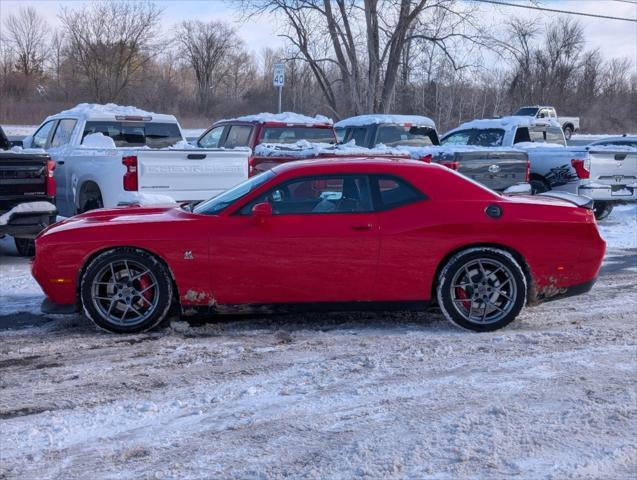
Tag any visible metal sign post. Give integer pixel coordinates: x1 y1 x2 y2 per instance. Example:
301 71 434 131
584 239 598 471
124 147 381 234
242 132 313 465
273 63 285 113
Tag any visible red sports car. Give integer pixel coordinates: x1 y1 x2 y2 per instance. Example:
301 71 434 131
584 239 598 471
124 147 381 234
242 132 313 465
32 158 605 333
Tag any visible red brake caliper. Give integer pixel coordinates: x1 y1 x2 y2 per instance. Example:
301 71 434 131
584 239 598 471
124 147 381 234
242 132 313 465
137 275 154 304
456 287 471 311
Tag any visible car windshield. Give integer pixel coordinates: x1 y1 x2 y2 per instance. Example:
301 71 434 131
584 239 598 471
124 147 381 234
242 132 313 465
376 124 437 147
260 126 335 144
193 170 276 215
513 107 539 116
441 128 505 147
83 121 182 148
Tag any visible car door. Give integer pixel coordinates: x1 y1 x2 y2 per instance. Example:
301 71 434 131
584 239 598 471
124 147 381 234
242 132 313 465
209 174 380 304
47 118 78 216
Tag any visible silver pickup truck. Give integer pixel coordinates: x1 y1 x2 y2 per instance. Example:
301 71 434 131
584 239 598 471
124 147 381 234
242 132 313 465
513 105 579 140
334 115 530 193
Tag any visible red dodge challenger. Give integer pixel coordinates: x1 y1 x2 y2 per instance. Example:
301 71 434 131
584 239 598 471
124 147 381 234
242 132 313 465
32 158 605 333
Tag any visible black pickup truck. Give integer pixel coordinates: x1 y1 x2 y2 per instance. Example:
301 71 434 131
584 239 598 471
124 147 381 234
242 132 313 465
334 115 530 192
1 126 57 256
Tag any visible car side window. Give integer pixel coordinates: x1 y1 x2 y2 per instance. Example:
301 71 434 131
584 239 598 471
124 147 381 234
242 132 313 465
374 176 426 210
224 125 252 148
529 127 546 143
50 119 77 148
32 120 57 149
546 127 565 145
198 126 225 148
513 127 531 144
241 175 373 215
349 127 368 147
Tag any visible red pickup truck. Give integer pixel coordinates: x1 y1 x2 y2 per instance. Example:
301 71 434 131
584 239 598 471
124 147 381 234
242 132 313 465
196 112 408 175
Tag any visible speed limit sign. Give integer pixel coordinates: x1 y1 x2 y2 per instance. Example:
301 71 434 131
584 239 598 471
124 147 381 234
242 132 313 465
273 63 285 87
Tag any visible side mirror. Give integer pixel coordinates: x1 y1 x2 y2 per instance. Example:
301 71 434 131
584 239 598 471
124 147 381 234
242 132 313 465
539 113 545 118
251 202 272 224
22 135 33 149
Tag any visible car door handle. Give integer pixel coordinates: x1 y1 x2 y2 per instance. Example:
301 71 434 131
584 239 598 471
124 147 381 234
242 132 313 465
352 224 373 231
57 161 65 165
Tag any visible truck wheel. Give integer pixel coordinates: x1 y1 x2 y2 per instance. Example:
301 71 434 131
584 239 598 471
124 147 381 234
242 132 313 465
80 249 174 333
530 178 550 194
437 248 527 332
78 183 104 214
563 126 573 141
14 237 35 257
593 201 613 221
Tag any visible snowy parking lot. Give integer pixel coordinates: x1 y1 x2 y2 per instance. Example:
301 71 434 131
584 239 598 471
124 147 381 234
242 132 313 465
0 204 636 479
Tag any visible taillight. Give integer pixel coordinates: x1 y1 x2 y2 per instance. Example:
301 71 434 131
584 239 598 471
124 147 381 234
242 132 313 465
571 158 590 179
46 159 56 197
122 155 138 191
525 158 530 182
440 160 459 171
420 154 432 163
248 156 255 177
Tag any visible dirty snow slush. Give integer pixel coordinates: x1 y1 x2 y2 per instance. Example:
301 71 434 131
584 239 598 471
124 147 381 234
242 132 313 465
0 214 636 479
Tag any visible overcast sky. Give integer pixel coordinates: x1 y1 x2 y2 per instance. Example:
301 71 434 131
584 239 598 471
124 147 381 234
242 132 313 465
0 0 635 65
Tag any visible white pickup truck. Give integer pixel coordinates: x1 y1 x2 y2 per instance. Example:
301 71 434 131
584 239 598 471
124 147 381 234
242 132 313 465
441 116 637 218
23 104 251 217
512 106 580 140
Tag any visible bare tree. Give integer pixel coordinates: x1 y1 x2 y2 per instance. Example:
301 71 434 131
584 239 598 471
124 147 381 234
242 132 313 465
59 1 162 102
175 21 241 110
2 6 49 76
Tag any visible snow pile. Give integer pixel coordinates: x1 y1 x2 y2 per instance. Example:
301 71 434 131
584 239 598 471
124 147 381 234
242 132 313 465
117 193 177 206
55 103 160 119
80 133 117 149
0 202 56 226
598 202 637 250
254 139 407 158
8 146 47 155
335 114 436 128
226 112 333 125
396 144 525 159
515 141 571 149
586 144 637 152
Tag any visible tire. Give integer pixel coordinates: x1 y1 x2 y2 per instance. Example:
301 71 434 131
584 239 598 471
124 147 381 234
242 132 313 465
80 248 173 333
563 126 573 141
78 185 104 214
14 237 35 257
593 201 613 221
436 247 527 332
530 178 550 195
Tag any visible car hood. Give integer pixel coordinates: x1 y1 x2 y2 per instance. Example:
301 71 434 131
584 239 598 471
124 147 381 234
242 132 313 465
39 205 194 238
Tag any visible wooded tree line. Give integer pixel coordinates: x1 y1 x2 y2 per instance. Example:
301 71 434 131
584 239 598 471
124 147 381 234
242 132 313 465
1 0 635 133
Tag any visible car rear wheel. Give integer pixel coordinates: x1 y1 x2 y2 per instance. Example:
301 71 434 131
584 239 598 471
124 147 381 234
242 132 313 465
593 201 613 221
14 237 35 257
80 249 173 333
437 248 527 332
530 178 550 194
563 126 573 141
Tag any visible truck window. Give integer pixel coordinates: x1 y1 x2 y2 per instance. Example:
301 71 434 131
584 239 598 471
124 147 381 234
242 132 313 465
82 121 182 148
348 127 368 147
32 120 56 149
546 127 566 145
50 119 77 147
529 127 546 143
260 126 335 145
199 126 225 148
442 128 505 147
513 127 531 143
224 125 252 148
376 124 437 147
513 107 539 116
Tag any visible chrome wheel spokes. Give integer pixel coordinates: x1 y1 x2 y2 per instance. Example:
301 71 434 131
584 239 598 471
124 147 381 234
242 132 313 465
91 260 159 327
450 258 517 325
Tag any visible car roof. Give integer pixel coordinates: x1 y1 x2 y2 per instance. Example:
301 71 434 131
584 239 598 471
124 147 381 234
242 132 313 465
334 114 436 129
216 112 333 126
45 103 177 123
271 156 438 175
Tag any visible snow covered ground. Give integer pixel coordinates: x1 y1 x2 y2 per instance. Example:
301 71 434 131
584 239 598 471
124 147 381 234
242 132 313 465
0 205 635 479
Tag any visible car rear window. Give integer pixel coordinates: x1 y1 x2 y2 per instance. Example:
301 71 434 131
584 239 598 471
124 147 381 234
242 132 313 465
376 124 437 147
442 128 505 147
82 121 182 148
260 127 335 144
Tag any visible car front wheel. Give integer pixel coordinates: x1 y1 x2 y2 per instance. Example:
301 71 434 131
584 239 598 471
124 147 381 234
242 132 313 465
437 248 527 332
80 249 173 333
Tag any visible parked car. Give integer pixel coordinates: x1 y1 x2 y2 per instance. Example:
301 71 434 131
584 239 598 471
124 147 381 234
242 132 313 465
512 105 580 140
23 104 252 217
587 135 637 148
197 112 339 175
441 116 637 218
0 126 57 256
335 114 530 193
33 158 604 333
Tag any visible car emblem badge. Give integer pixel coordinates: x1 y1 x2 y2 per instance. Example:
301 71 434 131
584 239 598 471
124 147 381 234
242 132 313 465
488 164 500 174
184 250 194 260
615 175 623 183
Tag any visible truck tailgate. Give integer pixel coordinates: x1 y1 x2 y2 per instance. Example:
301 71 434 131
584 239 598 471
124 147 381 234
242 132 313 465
587 149 637 196
0 152 53 211
136 149 250 200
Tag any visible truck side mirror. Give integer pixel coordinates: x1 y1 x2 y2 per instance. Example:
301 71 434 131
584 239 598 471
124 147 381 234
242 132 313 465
252 202 272 224
539 113 545 118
